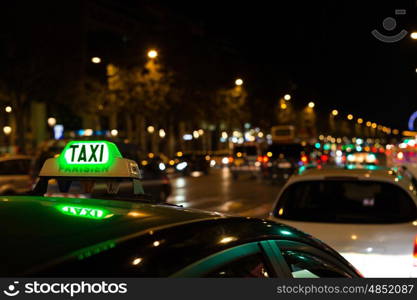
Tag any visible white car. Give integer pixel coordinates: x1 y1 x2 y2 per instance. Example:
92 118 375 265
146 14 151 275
0 155 32 195
270 167 417 277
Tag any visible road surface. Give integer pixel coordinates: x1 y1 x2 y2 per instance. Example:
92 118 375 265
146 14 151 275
167 168 283 218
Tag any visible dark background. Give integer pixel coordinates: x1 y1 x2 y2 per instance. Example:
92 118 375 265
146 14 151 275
1 0 416 130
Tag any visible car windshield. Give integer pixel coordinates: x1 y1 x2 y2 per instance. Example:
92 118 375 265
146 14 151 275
275 180 417 223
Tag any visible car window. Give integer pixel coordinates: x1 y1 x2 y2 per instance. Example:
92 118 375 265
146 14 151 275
204 254 270 278
233 146 257 156
0 159 30 175
267 144 304 159
275 180 417 223
281 250 350 278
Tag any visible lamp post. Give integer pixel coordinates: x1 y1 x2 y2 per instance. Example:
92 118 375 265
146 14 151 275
47 117 56 139
3 126 12 153
330 109 338 134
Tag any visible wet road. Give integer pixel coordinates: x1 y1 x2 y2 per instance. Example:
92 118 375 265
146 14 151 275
167 168 283 218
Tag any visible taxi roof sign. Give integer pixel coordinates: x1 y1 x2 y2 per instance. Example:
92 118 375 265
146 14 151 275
61 140 121 166
39 140 141 179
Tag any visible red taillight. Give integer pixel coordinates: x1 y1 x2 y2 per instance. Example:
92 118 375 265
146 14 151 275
162 176 170 185
413 235 417 267
320 154 328 163
257 156 263 162
262 156 269 163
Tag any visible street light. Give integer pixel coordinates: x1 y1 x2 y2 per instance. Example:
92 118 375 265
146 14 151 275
110 129 118 137
47 117 57 127
5 106 12 113
91 57 101 64
235 78 243 86
159 129 166 138
280 103 287 110
147 49 158 59
147 126 155 134
3 126 12 135
347 114 353 120
283 94 291 101
308 102 315 108
331 109 338 116
357 118 363 124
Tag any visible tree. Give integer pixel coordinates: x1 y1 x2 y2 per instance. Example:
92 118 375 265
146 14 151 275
214 84 249 130
106 59 174 152
78 77 109 130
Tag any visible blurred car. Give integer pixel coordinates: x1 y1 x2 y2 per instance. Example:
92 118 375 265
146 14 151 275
32 140 171 203
230 144 262 179
1 196 361 277
172 152 210 176
346 151 387 167
0 155 32 195
271 167 417 277
138 155 172 202
260 143 307 183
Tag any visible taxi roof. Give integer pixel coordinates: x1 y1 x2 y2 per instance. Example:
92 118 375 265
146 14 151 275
0 195 325 276
0 195 222 275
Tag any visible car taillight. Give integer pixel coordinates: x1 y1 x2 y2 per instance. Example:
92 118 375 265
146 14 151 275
320 154 328 163
413 235 417 267
257 156 269 163
162 176 170 185
301 155 308 164
228 157 234 163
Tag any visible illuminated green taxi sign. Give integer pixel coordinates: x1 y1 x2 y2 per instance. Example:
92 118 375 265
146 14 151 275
65 142 110 164
59 141 122 173
56 204 113 220
62 141 121 165
38 140 141 179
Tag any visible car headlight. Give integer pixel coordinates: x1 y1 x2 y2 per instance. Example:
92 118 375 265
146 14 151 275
176 162 188 171
159 162 166 171
221 157 229 165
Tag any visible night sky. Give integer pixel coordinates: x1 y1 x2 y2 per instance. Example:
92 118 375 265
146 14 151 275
161 0 417 130
3 0 417 131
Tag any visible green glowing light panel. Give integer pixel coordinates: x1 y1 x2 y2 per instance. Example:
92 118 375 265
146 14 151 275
60 140 121 167
56 204 113 220
38 140 141 178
